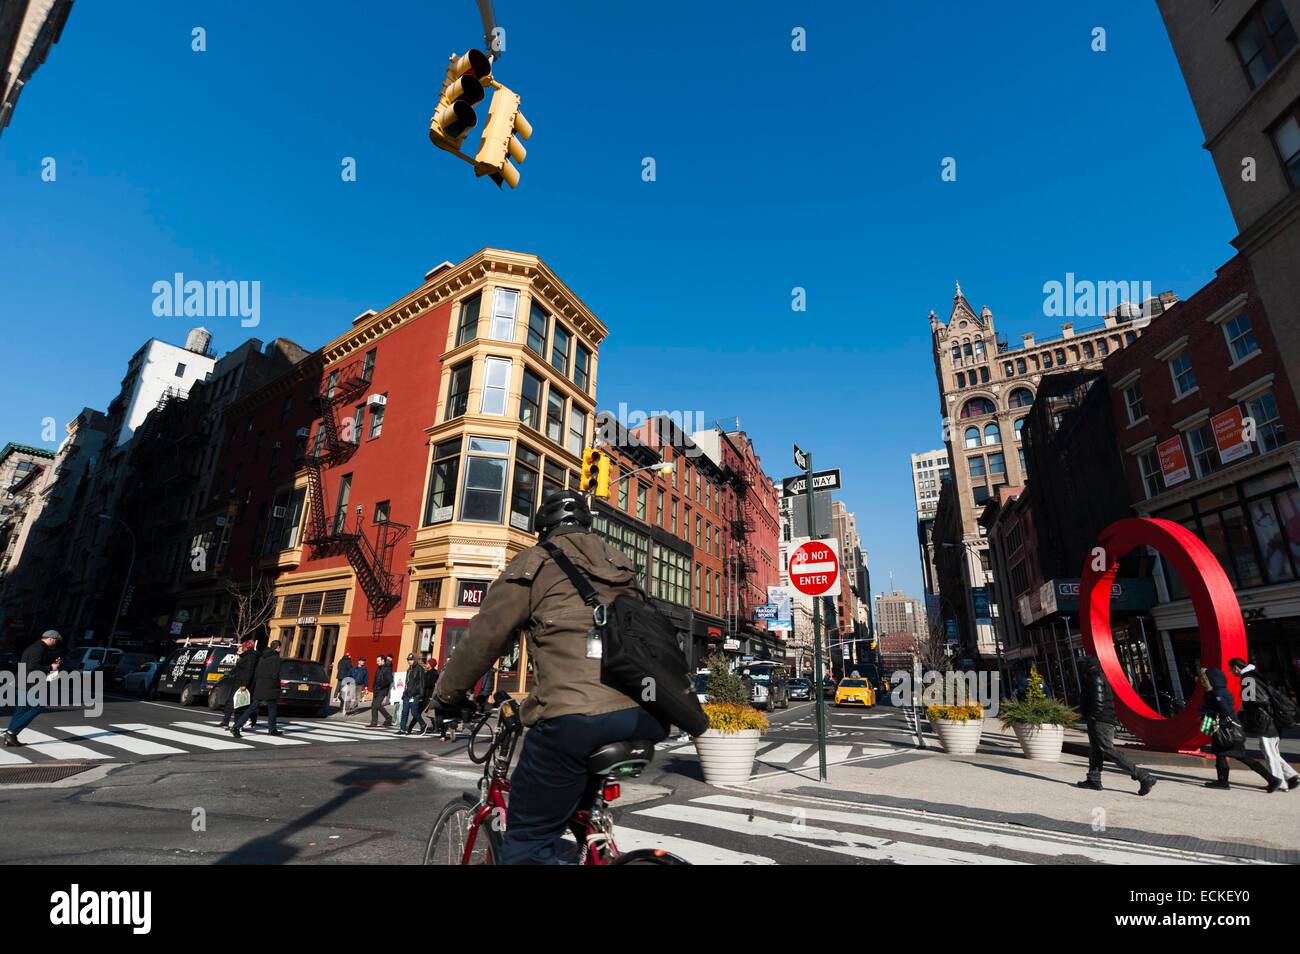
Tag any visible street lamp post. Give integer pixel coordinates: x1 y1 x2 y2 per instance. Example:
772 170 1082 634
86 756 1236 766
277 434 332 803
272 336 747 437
99 514 136 651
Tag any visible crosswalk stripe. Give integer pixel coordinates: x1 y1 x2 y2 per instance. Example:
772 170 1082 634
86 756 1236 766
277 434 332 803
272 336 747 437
15 729 112 761
271 727 361 743
802 744 853 766
174 722 308 746
55 726 184 756
112 723 250 751
756 743 809 765
634 804 1024 865
301 723 395 738
613 826 777 865
0 746 31 765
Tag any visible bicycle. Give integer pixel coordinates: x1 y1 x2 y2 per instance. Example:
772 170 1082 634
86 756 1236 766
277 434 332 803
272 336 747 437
422 691 688 865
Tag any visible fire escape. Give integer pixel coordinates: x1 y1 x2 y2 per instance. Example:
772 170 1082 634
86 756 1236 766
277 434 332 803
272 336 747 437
726 465 757 638
302 359 409 623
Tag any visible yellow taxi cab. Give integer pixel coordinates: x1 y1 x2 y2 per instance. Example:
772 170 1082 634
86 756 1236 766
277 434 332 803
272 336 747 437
833 677 876 708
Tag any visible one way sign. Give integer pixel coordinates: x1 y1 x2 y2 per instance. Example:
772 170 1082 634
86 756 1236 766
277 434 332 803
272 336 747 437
781 468 842 497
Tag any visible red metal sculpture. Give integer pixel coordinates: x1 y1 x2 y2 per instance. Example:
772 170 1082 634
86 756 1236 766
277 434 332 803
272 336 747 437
1079 517 1248 751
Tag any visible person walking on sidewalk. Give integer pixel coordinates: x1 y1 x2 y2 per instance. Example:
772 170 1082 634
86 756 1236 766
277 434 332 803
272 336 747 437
334 653 353 707
420 654 438 721
219 641 259 731
351 657 369 707
1076 655 1157 796
398 654 427 735
1201 666 1281 792
1230 657 1299 791
3 630 63 747
233 640 284 737
370 655 394 728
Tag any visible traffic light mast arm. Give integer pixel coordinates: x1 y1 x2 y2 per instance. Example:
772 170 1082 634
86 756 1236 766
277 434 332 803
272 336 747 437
614 461 674 484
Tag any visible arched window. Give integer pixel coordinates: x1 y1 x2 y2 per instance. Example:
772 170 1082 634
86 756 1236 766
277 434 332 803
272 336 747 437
964 426 980 449
1014 417 1026 441
1016 358 1027 375
960 397 996 419
1008 387 1034 409
974 338 985 358
984 423 1001 445
956 371 966 388
952 345 961 362
979 366 989 384
963 342 973 359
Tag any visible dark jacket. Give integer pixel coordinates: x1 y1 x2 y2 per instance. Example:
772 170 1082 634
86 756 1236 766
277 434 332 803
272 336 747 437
19 639 55 674
351 664 369 689
1200 668 1237 720
1240 676 1279 737
1079 662 1116 725
373 663 393 695
336 656 352 683
229 649 259 690
421 664 438 702
402 665 425 700
252 650 283 702
434 525 644 725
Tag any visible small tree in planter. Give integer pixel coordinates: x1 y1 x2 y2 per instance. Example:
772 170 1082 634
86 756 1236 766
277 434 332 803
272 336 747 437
695 653 769 785
997 664 1079 761
926 671 986 754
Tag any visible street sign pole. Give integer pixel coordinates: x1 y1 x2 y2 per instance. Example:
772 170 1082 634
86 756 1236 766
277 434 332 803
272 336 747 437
802 449 828 782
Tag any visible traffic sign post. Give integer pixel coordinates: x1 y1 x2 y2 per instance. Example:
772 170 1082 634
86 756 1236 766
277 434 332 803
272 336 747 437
791 447 831 782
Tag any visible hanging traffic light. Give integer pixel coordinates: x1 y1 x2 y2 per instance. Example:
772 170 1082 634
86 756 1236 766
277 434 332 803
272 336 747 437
580 447 612 498
474 84 531 188
430 49 492 151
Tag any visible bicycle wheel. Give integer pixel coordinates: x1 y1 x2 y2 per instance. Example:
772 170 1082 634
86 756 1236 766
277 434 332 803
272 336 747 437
423 797 500 865
610 848 691 865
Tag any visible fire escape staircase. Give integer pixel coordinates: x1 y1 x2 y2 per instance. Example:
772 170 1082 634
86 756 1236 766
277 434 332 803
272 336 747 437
301 360 408 619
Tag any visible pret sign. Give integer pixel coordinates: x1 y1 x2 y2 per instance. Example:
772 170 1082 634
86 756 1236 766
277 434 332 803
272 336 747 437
787 538 841 597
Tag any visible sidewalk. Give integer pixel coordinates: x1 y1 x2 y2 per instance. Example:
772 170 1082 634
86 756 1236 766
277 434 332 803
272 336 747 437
742 720 1300 859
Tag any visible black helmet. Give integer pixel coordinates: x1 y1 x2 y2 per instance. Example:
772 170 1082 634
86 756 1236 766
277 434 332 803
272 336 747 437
535 489 591 538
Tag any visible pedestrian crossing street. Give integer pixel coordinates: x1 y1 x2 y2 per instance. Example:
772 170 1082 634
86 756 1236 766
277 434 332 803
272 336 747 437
611 793 1276 866
0 719 412 765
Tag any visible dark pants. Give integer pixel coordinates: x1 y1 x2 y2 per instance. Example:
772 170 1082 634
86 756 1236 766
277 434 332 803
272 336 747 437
401 698 426 733
500 706 667 865
1214 746 1276 785
234 700 277 733
6 703 43 738
219 690 255 727
370 693 392 726
1086 720 1149 783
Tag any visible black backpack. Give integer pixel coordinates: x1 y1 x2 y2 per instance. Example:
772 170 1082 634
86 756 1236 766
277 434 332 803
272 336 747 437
1269 682 1298 731
542 542 709 737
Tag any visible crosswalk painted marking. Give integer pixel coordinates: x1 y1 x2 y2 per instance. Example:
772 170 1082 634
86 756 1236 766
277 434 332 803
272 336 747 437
633 803 1023 865
175 722 309 746
756 743 808 765
614 826 777 865
0 746 30 765
15 729 112 761
271 727 361 743
54 726 184 756
113 723 251 751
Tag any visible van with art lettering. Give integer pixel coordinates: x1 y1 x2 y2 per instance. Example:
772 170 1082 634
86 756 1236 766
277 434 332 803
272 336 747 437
154 637 240 708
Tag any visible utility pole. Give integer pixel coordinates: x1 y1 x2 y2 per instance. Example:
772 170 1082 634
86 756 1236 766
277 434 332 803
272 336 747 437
794 444 828 782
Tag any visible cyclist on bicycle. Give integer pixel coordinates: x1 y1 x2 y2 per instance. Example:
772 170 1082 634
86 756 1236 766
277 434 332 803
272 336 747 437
431 489 668 864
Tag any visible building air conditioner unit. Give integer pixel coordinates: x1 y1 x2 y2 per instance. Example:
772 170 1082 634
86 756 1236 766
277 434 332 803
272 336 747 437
295 427 310 439
367 393 387 407
272 506 287 518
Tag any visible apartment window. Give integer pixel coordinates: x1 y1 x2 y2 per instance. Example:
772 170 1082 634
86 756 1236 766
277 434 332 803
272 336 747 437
1055 348 1066 365
545 390 566 445
481 357 511 415
979 366 989 384
543 459 566 501
510 444 540 531
351 405 364 444
1169 350 1197 398
988 452 1006 476
1273 106 1300 188
519 369 543 431
1083 342 1094 359
333 474 352 535
1014 417 1026 441
968 455 986 478
369 401 384 438
636 483 647 521
280 396 293 423
705 522 712 554
567 405 586 456
1042 351 1053 369
175 362 186 377
973 485 991 505
618 478 629 511
964 426 980 449
670 496 678 534
551 323 571 375
695 514 703 547
1009 560 1030 596
373 500 390 524
656 490 664 526
1124 381 1146 424
445 362 472 420
460 436 511 523
455 293 481 348
361 348 376 383
952 346 962 363
526 301 549 356
1245 390 1286 452
423 439 461 525
983 423 1001 446
488 287 520 342
1224 312 1260 363
1188 424 1221 479
1137 447 1165 499
415 579 442 610
957 371 966 389
1233 0 1298 89
574 343 592 392
1016 358 1027 375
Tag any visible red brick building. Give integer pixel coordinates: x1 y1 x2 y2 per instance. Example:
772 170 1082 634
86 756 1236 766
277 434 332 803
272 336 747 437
1103 254 1300 699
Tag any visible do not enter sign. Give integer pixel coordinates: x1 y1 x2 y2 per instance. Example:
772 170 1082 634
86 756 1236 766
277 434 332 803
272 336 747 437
788 538 841 597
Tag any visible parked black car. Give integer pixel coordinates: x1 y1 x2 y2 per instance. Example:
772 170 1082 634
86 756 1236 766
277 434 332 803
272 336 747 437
276 659 332 716
788 677 813 701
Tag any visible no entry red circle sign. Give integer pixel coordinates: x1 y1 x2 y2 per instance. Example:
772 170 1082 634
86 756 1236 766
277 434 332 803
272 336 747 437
788 539 841 597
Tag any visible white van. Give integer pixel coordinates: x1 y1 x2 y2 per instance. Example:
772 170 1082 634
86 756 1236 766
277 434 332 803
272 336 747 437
70 646 123 674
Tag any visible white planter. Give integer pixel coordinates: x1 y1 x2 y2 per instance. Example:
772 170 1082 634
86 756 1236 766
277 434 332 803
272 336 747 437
1011 723 1065 761
694 728 762 785
931 718 984 754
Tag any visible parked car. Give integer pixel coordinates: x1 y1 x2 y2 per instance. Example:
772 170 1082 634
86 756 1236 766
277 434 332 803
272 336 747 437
123 661 163 697
788 677 813 701
106 652 153 690
744 663 789 711
69 646 123 675
276 658 332 716
834 678 876 708
155 641 240 707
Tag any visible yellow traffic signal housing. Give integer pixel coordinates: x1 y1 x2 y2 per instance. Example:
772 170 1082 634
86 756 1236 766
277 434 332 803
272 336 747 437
474 84 531 188
430 49 492 151
594 454 611 498
579 448 612 497
580 448 598 492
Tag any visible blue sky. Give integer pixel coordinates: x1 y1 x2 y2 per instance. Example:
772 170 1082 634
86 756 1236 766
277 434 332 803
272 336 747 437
0 0 1237 599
